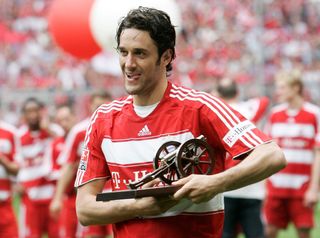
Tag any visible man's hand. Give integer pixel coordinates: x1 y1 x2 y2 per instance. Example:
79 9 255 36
304 187 318 208
50 197 63 220
172 174 222 204
0 153 8 166
0 153 19 175
134 179 179 217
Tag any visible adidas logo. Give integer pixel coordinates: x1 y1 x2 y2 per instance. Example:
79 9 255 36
138 125 151 136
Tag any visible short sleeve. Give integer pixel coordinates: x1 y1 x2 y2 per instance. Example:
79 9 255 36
200 96 271 159
74 116 110 187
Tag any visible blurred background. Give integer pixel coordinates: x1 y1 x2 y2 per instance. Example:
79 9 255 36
1 1 320 237
1 0 320 125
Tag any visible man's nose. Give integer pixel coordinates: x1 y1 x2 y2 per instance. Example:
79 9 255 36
125 54 136 68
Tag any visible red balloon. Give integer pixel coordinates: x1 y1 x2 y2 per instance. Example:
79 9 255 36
48 0 101 59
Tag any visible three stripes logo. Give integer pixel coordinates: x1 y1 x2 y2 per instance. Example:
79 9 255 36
138 125 151 136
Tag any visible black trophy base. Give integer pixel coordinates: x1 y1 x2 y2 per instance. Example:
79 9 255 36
96 186 181 201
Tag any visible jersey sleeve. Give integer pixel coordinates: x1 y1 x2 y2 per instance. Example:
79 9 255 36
74 114 110 187
6 126 22 164
315 108 320 148
250 96 270 123
200 96 271 159
58 130 84 165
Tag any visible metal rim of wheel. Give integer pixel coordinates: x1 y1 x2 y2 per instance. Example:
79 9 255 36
153 141 181 185
175 139 215 178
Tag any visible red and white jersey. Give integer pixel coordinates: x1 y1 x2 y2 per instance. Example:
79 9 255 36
224 97 270 199
44 136 65 181
265 102 320 198
75 83 270 238
18 127 59 202
57 118 89 165
0 121 20 201
57 118 89 196
233 97 269 124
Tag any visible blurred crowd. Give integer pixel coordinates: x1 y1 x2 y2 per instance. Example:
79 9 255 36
0 0 320 121
1 1 320 237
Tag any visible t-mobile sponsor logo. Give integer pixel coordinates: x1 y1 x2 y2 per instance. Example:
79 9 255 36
111 170 149 189
223 120 256 147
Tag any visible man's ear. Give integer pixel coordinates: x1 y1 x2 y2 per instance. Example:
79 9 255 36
162 49 173 65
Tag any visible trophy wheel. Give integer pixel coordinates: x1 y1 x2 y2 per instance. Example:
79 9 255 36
153 141 181 185
175 138 215 178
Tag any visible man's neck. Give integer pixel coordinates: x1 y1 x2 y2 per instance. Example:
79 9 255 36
287 96 303 109
133 80 168 106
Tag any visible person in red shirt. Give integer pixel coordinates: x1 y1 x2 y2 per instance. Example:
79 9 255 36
264 70 320 238
0 121 20 238
45 104 77 237
17 97 63 238
214 78 270 238
75 7 286 238
49 91 112 238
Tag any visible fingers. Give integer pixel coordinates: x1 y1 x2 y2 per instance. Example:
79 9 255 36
304 199 316 208
49 206 59 220
172 176 191 186
172 182 191 201
171 176 193 200
141 178 162 189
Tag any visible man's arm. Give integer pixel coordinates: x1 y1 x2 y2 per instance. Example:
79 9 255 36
0 154 19 175
304 147 320 207
173 141 286 203
76 178 178 226
50 162 78 219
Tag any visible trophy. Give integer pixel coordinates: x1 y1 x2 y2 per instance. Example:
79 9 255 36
96 135 215 201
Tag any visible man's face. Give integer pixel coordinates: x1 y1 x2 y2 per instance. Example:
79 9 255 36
23 102 41 129
55 107 75 133
118 28 164 97
275 80 297 103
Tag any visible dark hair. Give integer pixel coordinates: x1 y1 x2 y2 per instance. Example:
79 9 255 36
217 78 238 99
116 6 176 74
21 97 44 112
90 89 112 102
56 103 74 114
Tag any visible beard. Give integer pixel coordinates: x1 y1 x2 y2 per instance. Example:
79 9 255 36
28 121 41 131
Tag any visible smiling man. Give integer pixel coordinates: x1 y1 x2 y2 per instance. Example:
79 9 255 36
75 7 286 238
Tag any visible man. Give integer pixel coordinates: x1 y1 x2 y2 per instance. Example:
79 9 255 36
18 97 63 238
49 90 112 238
264 70 320 238
45 105 77 182
215 78 269 238
45 105 77 237
0 120 20 238
75 7 286 238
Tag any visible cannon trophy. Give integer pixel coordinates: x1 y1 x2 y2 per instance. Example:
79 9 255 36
96 135 215 201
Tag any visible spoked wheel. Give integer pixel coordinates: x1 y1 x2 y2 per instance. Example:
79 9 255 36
175 138 215 178
153 141 181 185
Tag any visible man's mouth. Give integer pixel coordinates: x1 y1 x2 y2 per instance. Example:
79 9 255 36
126 73 141 81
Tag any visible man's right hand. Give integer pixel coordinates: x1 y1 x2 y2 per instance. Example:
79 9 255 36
133 179 179 217
50 197 63 220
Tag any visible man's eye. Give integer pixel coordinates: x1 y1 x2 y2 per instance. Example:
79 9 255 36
135 51 146 57
119 50 127 56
